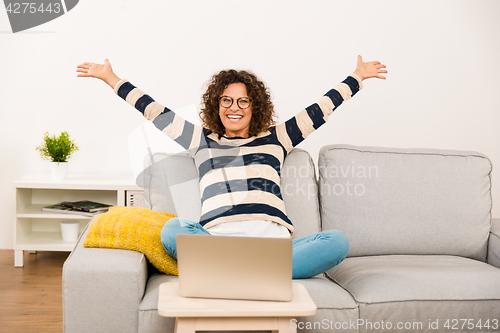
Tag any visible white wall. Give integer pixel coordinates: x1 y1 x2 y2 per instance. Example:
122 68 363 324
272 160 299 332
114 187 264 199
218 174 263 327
1 0 499 249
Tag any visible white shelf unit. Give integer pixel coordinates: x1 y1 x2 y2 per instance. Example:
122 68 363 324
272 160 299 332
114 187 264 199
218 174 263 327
14 174 143 267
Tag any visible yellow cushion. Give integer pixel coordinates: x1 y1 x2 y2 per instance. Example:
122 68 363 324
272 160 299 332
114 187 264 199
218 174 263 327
83 206 178 275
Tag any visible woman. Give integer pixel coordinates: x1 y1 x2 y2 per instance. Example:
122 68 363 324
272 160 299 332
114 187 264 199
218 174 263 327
77 57 387 278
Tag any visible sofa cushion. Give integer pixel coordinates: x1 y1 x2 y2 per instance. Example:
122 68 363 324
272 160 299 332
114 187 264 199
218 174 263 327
141 151 202 221
318 144 492 260
488 218 500 268
327 255 500 332
138 274 178 333
83 206 178 275
139 273 358 333
282 149 321 239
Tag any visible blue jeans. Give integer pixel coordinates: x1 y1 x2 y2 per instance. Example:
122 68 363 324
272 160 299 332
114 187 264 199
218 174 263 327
161 218 349 279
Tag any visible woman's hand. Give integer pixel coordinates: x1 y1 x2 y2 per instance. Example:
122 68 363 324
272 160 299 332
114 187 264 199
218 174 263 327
76 59 121 89
353 55 387 81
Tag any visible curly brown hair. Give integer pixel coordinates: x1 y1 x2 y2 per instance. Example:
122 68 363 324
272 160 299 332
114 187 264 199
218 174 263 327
200 69 276 137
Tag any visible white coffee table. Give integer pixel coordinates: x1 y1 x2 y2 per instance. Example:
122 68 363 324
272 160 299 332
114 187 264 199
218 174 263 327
158 282 317 333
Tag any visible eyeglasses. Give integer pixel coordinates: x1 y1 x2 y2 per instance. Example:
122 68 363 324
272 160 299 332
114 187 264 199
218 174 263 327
219 96 252 109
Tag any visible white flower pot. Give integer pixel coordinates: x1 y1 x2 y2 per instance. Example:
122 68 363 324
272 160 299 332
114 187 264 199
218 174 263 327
50 162 68 180
60 221 80 241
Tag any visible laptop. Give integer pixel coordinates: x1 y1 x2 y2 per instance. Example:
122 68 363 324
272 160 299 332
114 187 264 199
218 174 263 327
176 234 293 301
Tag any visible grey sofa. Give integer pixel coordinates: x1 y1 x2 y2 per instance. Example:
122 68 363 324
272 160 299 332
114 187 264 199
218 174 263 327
63 144 500 333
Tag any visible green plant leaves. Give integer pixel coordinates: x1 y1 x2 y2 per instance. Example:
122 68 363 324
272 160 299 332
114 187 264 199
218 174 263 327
36 131 79 163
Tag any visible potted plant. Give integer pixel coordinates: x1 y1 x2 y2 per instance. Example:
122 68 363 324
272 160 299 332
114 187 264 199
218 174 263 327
36 131 79 180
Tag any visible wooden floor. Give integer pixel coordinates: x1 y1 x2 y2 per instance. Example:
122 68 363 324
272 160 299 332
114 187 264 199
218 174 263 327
0 250 69 333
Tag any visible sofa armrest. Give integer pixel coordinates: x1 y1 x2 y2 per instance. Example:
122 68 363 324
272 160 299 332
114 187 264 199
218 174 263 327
487 218 500 268
63 217 148 333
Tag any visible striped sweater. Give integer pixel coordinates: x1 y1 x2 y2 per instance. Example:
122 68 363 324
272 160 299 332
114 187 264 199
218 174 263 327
115 74 362 235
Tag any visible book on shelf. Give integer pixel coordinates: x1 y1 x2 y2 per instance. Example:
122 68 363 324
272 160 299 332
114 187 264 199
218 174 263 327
42 200 112 217
60 200 112 212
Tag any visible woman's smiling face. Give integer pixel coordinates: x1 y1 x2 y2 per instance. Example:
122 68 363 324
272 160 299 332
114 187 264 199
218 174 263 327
219 83 253 138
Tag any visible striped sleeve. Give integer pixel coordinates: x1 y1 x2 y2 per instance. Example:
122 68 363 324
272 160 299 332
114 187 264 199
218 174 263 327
276 74 363 152
114 79 203 154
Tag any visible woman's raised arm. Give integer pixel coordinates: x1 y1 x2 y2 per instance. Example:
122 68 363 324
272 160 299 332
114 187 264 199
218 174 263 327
77 59 204 155
275 55 387 152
